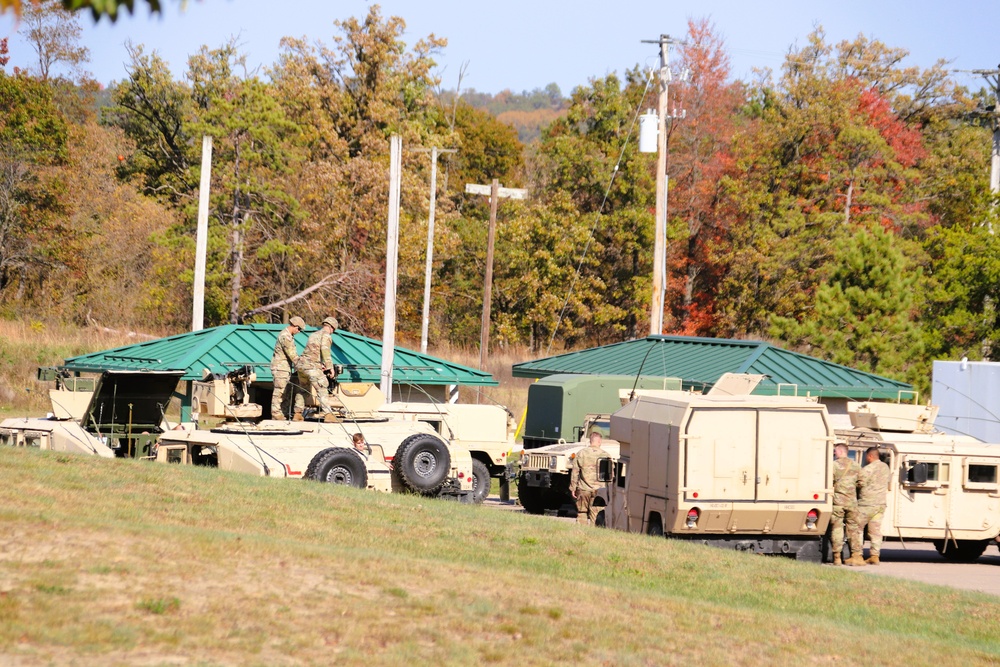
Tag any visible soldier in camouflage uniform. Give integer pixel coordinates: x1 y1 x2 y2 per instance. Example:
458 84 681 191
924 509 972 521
295 316 339 417
569 431 612 525
830 443 861 565
846 447 891 566
270 316 305 420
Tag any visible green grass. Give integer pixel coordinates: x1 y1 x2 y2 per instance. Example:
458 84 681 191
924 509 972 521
0 447 998 666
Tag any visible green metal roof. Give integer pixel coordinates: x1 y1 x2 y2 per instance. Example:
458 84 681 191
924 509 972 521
511 335 913 400
62 325 498 386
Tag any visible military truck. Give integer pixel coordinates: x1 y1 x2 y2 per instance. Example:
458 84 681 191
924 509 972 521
377 401 517 503
598 374 835 562
521 374 681 450
0 368 183 458
834 401 1000 562
155 419 474 499
517 414 619 515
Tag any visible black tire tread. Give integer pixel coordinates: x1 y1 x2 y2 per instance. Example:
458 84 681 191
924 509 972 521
394 433 451 493
471 459 490 504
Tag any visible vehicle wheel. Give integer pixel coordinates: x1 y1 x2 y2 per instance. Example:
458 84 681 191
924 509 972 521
304 447 338 480
471 459 490 504
595 509 606 528
312 449 367 489
394 433 451 493
647 514 664 537
933 539 989 563
516 475 546 514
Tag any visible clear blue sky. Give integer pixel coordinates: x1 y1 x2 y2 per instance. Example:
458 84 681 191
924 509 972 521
1 0 996 94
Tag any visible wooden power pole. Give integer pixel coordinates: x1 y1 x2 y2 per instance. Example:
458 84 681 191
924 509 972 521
465 180 528 370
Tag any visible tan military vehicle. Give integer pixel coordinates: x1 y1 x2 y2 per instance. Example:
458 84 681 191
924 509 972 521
598 374 835 562
186 375 477 500
835 401 1000 562
517 414 620 515
377 401 517 503
0 369 183 459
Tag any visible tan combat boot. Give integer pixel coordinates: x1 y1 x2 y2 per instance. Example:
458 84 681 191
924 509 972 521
865 555 880 565
292 411 304 422
845 554 867 567
833 553 842 566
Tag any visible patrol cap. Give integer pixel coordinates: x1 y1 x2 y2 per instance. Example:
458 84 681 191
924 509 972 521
289 316 306 329
322 316 339 330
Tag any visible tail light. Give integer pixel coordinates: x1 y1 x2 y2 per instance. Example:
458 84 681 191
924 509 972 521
806 509 819 529
458 471 465 479
686 508 700 529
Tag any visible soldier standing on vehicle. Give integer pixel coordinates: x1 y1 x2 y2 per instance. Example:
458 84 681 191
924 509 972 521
830 443 861 565
569 431 611 526
295 316 339 418
270 316 305 420
846 447 890 566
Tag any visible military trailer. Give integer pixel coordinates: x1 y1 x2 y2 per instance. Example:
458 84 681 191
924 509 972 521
0 369 183 459
835 401 1000 562
517 414 619 515
599 375 835 562
521 374 681 450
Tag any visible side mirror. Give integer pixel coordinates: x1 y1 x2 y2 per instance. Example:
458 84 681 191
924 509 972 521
598 457 614 483
907 462 928 484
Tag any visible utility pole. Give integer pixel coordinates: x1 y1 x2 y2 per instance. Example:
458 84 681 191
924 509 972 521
464 180 528 370
381 136 403 403
641 34 683 336
192 135 212 331
973 67 1000 195
413 146 457 354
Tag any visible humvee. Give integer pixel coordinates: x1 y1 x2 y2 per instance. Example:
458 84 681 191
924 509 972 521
598 374 835 562
187 374 477 500
517 414 620 515
0 368 183 458
835 401 1000 562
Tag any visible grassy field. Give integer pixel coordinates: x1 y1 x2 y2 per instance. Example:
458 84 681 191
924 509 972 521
1 447 998 666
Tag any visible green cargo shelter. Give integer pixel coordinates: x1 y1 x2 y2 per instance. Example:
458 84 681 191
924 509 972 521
512 335 915 427
61 324 498 420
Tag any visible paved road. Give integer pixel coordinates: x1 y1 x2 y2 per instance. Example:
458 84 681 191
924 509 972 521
483 496 1000 597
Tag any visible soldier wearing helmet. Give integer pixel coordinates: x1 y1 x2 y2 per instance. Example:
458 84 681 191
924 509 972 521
295 316 339 417
270 316 306 420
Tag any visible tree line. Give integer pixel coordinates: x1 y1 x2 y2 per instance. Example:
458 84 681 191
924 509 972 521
1 3 997 393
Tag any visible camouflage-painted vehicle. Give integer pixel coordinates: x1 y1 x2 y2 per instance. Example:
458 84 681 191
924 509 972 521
517 414 619 515
833 401 1000 562
0 368 183 459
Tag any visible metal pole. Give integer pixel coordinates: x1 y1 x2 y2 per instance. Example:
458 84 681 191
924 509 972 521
479 178 500 370
420 147 439 354
381 136 402 403
650 36 670 335
192 135 212 331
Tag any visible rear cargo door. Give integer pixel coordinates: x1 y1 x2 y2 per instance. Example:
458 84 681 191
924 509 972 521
684 409 755 501
756 409 829 501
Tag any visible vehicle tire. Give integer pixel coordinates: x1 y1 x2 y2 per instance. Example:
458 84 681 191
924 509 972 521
304 447 338 480
471 459 490 504
516 475 546 514
647 514 664 537
394 433 451 494
595 509 606 528
312 449 368 489
933 539 989 563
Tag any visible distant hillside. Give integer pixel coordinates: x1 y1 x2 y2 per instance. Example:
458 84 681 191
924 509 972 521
440 83 568 143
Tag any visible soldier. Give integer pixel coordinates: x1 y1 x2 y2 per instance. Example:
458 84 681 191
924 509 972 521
569 431 611 526
846 447 891 566
830 443 861 565
295 316 339 418
270 316 305 420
